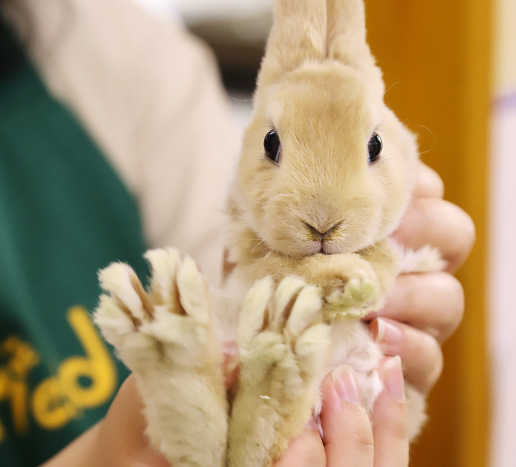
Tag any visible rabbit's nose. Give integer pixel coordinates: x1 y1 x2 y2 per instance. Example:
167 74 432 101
304 221 342 240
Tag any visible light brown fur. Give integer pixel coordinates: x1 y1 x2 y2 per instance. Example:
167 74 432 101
94 1 441 465
226 0 419 315
224 0 434 463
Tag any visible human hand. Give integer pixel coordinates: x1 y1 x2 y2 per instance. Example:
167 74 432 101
275 357 408 467
366 163 475 394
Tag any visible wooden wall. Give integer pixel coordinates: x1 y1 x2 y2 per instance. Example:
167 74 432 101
365 2 492 466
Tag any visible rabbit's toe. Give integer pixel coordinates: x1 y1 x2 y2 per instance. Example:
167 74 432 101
94 248 216 373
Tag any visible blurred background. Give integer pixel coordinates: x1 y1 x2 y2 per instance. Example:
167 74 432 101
144 0 511 465
2 0 514 464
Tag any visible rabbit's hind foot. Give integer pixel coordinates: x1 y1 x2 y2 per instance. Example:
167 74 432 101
227 276 331 467
94 248 227 467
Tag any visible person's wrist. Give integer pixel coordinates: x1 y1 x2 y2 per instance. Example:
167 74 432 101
41 421 103 466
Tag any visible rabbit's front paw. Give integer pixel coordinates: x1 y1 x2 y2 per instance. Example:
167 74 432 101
227 276 330 467
324 264 380 319
94 248 227 467
303 254 381 320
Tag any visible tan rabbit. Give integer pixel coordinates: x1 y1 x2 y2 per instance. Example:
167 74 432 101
225 0 419 314
223 0 445 462
94 0 444 465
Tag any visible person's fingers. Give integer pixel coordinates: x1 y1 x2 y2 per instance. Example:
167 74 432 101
369 272 464 343
320 366 374 467
368 318 443 394
412 163 444 199
372 357 409 467
274 419 326 466
392 198 475 273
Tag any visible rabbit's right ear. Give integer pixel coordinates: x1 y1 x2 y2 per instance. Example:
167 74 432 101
257 0 328 87
326 0 383 94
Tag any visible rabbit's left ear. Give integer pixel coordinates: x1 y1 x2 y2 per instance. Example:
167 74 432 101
326 0 369 66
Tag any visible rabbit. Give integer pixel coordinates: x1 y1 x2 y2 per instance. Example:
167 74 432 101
94 0 445 465
223 0 445 458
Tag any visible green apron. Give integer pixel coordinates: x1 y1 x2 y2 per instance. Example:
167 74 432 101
0 20 149 465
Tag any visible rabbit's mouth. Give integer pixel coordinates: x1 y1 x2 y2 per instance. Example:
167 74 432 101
305 239 342 256
291 237 352 257
264 228 373 258
256 195 381 257
258 213 378 258
319 240 340 255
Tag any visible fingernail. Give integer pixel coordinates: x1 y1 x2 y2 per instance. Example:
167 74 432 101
370 318 403 346
382 356 406 403
331 365 361 405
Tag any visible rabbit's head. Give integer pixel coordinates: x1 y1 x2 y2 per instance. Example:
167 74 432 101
232 0 419 258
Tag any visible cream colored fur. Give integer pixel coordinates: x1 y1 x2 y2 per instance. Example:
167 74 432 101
95 252 228 465
94 0 444 465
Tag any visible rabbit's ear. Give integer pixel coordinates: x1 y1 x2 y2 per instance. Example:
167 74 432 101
326 0 384 92
327 0 368 63
257 0 328 87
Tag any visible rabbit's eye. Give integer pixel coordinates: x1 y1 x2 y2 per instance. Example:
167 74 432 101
368 133 382 164
264 130 281 164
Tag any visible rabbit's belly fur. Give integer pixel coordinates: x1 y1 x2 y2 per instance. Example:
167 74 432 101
212 293 382 412
325 321 383 411
317 321 426 441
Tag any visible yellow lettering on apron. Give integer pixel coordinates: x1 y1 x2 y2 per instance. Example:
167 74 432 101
32 377 78 430
59 306 117 407
0 337 40 437
32 306 118 431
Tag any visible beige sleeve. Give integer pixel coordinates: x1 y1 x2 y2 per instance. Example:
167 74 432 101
7 0 241 284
